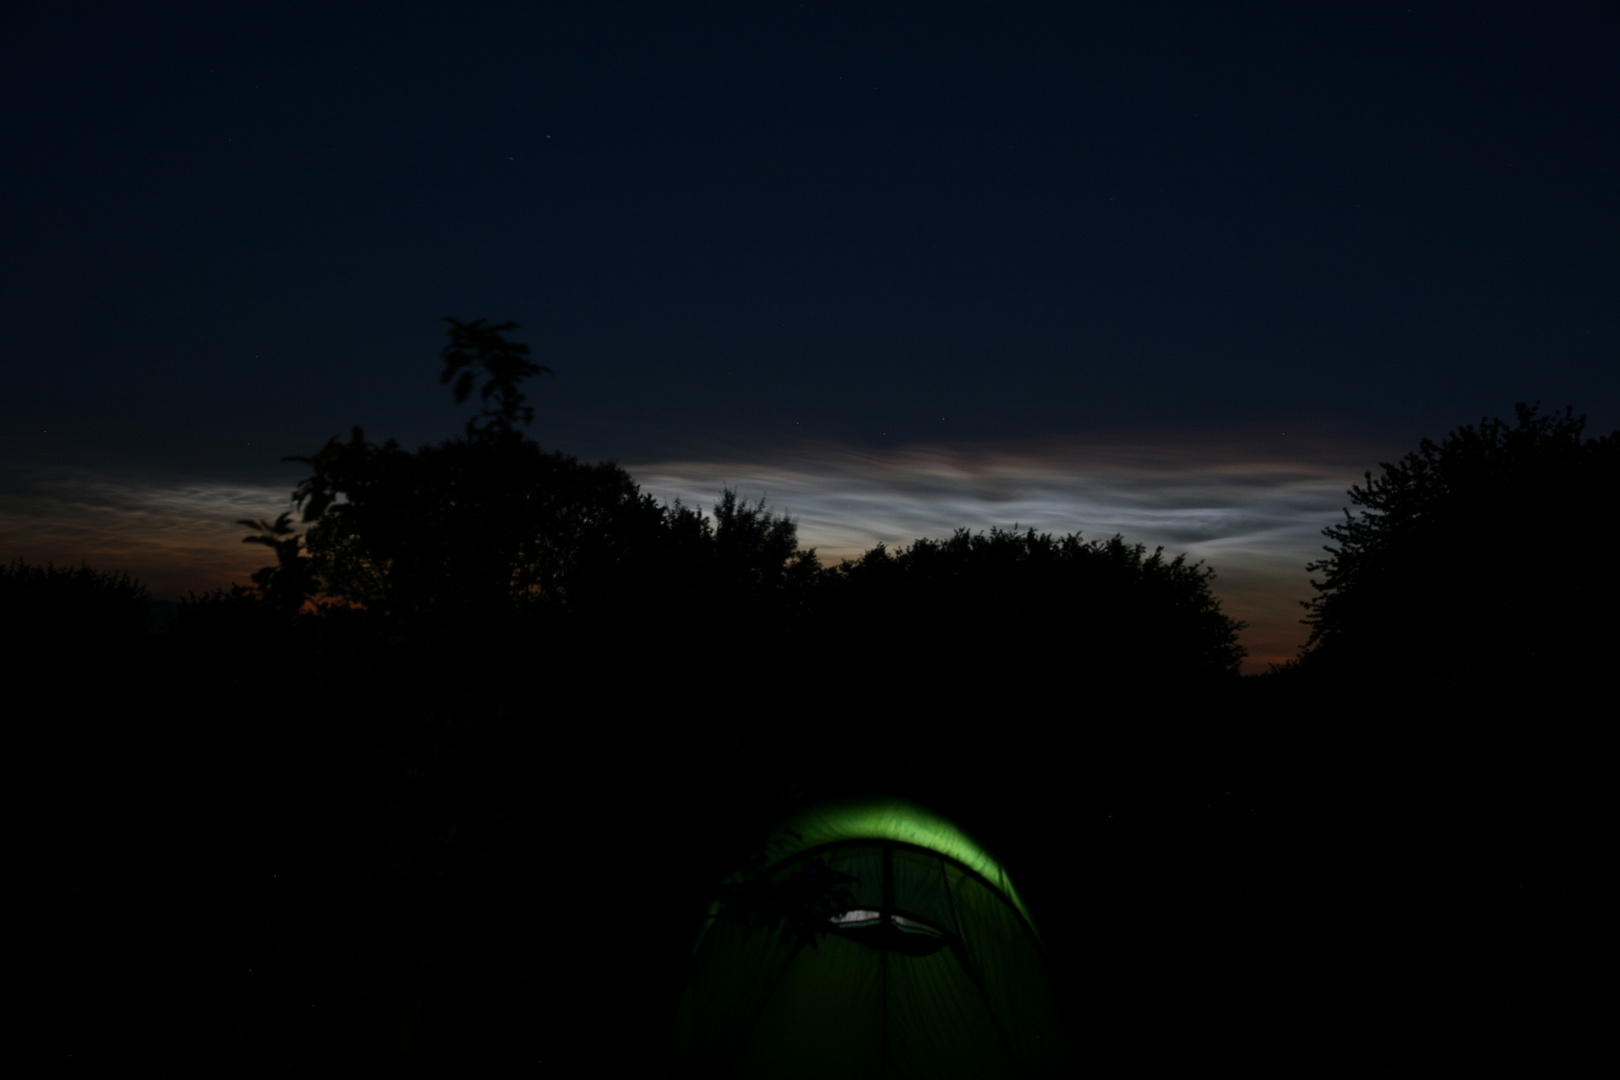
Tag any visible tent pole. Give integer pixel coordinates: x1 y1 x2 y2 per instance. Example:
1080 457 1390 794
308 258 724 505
950 938 1019 1069
722 934 809 1079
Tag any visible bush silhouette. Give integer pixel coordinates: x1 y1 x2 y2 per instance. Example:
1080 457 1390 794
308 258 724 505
838 528 1242 665
0 557 151 653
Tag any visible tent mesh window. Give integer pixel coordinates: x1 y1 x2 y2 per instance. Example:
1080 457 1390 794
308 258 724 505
800 842 957 957
673 798 1070 1080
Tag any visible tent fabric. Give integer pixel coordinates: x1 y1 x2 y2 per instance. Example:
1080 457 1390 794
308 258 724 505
673 797 1071 1078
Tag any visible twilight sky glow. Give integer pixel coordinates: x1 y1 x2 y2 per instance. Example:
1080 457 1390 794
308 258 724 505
3 2 1617 672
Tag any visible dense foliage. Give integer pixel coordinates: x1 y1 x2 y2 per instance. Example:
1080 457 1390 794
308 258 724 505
1301 402 1619 694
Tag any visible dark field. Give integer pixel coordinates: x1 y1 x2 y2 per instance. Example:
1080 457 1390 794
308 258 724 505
36 617 1578 1076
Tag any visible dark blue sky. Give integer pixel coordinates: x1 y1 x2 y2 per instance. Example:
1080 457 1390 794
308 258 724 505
4 2 1616 666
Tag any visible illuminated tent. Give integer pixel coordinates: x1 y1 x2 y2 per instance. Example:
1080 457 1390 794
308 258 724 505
672 797 1071 1078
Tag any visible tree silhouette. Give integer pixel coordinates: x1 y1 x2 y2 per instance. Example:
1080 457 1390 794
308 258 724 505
256 318 650 635
1301 402 1619 695
698 490 821 631
438 316 553 437
814 526 1247 723
288 427 655 629
237 511 316 615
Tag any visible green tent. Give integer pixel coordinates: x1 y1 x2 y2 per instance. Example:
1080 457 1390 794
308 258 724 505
672 796 1072 1078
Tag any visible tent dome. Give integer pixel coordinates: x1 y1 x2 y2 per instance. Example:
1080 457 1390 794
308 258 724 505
672 796 1071 1078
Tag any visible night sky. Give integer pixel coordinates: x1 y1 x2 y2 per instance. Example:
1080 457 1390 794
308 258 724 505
4 2 1616 669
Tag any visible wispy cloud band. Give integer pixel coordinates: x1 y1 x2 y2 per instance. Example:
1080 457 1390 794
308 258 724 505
1 431 1378 671
0 466 300 602
629 432 1377 670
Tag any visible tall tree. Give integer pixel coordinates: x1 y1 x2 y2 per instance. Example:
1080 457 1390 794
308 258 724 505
1301 403 1619 694
254 318 647 632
